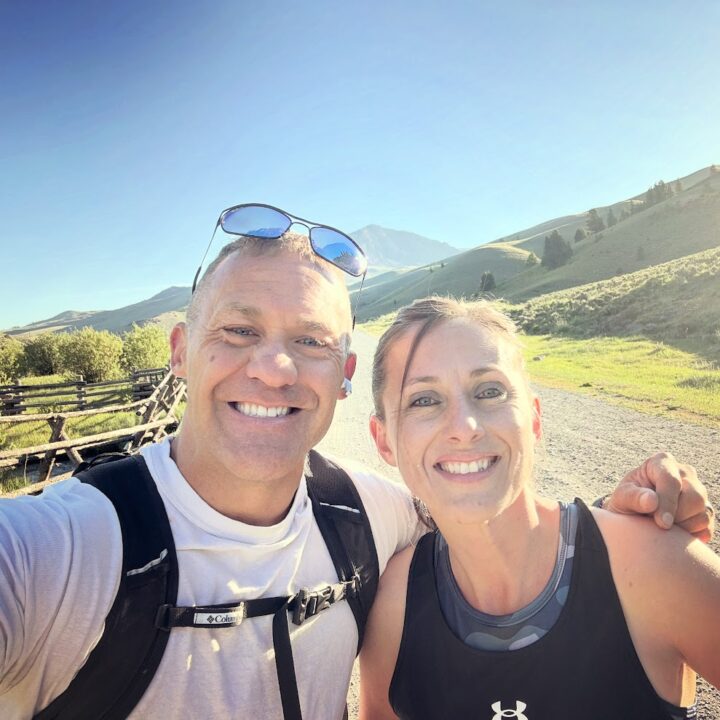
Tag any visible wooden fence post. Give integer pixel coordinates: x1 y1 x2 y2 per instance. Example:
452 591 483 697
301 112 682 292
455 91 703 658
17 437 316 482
76 378 86 410
37 416 66 483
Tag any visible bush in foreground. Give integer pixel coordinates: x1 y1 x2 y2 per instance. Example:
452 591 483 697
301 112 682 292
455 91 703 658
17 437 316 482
121 324 169 373
61 328 123 383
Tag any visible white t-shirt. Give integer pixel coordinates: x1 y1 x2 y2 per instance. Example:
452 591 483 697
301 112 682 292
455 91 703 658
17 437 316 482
0 438 418 719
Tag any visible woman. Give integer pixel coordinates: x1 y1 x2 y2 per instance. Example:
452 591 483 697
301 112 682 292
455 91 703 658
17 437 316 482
359 297 720 720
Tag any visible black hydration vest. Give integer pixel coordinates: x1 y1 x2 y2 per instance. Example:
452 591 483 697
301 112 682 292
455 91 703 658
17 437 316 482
389 500 679 720
35 451 378 720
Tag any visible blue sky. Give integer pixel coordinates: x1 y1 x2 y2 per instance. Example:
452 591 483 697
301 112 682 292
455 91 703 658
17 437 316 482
1 1 718 329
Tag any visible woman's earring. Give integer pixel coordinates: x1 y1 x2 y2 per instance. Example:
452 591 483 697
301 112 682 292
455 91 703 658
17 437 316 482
341 378 353 396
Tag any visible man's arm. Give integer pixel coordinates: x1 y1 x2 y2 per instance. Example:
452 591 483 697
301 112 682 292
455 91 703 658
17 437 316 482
0 482 121 712
602 452 714 542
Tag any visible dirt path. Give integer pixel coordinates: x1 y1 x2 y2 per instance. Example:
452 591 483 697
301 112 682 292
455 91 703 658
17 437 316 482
317 330 720 719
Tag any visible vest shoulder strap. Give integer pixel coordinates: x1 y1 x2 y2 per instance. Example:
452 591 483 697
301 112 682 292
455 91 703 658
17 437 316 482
34 455 178 720
306 450 379 653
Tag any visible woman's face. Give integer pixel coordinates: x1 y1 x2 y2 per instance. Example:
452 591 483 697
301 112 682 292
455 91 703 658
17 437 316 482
370 318 542 525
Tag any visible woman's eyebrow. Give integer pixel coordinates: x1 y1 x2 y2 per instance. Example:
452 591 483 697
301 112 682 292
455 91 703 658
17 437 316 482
405 368 499 387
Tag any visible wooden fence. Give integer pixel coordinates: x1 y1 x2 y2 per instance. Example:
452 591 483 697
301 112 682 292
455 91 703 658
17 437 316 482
0 368 168 416
0 369 186 497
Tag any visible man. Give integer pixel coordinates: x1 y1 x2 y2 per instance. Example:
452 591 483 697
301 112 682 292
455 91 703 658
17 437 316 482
0 209 713 720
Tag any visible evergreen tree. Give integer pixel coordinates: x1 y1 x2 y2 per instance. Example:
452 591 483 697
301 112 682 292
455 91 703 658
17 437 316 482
586 209 605 233
480 271 496 292
541 230 573 270
526 252 539 266
606 208 617 227
574 228 587 243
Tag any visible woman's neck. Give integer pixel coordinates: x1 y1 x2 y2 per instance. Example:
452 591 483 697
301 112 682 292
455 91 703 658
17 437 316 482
438 492 561 616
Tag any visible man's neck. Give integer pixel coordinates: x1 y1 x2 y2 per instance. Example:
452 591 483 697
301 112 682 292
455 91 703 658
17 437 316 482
169 435 303 526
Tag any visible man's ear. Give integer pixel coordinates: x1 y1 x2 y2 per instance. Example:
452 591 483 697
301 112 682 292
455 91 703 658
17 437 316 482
532 395 543 442
369 414 397 467
344 352 357 381
338 352 357 400
170 323 188 378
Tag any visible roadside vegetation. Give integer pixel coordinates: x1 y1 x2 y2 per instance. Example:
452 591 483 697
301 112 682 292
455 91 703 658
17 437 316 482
0 323 170 385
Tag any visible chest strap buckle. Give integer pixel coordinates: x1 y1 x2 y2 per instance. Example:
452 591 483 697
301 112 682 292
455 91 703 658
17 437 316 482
292 575 360 626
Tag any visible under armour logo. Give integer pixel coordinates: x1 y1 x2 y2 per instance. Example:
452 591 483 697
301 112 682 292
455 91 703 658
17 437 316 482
491 700 528 719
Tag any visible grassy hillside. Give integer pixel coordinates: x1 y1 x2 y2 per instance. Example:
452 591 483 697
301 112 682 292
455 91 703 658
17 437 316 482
354 242 530 321
505 246 720 360
355 166 720 317
8 287 190 337
499 171 720 300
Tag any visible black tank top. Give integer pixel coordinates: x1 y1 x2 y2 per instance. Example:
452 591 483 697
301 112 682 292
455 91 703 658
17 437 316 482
389 499 684 720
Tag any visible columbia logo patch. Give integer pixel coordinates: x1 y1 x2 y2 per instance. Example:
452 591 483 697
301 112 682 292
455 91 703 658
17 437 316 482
491 700 528 719
194 610 244 626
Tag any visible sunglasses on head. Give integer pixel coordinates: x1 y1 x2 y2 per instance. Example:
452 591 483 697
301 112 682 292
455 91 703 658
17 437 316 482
192 203 368 293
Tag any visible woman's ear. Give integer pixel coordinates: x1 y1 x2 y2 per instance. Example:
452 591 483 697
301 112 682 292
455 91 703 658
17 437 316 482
532 395 543 442
369 414 398 467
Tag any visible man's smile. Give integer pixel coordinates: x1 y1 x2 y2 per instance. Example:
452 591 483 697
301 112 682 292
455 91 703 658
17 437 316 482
229 401 297 418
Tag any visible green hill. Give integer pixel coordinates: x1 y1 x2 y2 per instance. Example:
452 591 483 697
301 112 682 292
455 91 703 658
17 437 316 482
354 166 720 320
354 242 529 321
506 246 720 360
500 171 720 300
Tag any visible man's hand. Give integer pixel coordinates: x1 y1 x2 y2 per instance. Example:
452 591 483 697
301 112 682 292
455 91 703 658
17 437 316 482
604 452 715 543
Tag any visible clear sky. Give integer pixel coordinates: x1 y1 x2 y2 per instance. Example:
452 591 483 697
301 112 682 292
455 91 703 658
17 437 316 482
1 1 718 329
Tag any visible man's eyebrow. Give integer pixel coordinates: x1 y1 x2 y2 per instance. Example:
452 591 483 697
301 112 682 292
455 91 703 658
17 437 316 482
405 368 499 386
212 306 336 336
216 303 261 318
298 320 336 336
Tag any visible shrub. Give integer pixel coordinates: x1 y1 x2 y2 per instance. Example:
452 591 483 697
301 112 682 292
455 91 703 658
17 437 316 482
0 336 24 383
20 333 67 376
61 328 123 382
526 252 539 266
120 324 170 373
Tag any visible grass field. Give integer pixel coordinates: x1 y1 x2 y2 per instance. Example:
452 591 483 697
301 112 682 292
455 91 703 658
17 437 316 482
361 317 720 426
522 335 720 425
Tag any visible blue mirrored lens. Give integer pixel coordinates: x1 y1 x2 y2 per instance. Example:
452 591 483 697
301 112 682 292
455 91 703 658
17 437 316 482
310 227 367 277
221 206 291 238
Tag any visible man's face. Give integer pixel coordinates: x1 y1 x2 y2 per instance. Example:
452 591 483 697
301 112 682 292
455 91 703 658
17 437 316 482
171 249 355 487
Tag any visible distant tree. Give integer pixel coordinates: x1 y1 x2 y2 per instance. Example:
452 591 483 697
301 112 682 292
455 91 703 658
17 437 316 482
0 336 24 383
643 180 673 209
541 230 573 270
120 324 169 374
480 271 496 292
61 328 123 383
673 179 682 194
20 333 66 377
606 208 618 227
526 252 539 266
574 228 587 243
586 209 605 233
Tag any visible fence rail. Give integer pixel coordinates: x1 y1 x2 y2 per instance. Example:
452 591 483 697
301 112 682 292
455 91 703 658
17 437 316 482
0 368 185 497
0 368 169 416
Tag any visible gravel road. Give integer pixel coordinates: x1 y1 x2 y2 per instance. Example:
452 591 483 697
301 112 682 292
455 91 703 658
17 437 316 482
317 330 720 719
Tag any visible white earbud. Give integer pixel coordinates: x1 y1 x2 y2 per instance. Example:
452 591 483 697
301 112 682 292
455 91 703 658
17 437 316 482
341 378 353 396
